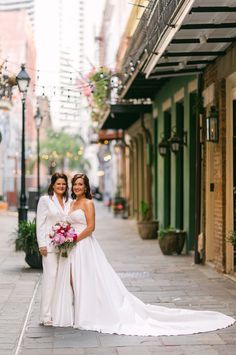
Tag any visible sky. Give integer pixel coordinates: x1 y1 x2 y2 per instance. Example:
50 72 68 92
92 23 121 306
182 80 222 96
34 0 106 123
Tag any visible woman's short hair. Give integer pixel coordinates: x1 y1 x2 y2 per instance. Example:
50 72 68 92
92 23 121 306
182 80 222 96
48 172 69 201
71 173 92 200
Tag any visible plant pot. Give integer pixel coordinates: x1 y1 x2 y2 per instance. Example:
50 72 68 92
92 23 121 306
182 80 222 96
159 231 186 255
137 220 159 239
175 231 186 255
25 252 42 269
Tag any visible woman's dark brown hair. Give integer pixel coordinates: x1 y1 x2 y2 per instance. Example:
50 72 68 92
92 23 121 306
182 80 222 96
71 173 92 200
48 172 69 201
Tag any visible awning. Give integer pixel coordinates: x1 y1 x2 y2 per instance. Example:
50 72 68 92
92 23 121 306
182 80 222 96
120 0 236 98
147 1 236 80
100 103 152 130
122 73 167 100
99 129 124 142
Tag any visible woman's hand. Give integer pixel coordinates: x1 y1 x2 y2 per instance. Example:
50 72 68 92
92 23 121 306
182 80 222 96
39 246 48 256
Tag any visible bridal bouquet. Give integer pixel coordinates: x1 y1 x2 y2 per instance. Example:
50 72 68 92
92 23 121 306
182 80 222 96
49 221 77 257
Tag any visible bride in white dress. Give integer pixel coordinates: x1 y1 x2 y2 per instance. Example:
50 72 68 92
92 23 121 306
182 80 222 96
52 173 235 336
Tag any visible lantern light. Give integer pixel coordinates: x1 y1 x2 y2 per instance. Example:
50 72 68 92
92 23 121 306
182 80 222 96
158 138 169 157
206 106 218 143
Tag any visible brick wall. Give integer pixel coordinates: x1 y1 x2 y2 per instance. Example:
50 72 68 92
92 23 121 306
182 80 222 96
203 63 227 272
215 79 226 272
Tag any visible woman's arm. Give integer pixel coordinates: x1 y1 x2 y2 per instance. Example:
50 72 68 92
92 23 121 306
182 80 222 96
77 200 95 242
36 196 48 256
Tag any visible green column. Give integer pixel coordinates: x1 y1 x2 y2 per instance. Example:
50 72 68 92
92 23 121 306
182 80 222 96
164 111 171 227
153 117 158 219
176 102 184 230
188 92 197 250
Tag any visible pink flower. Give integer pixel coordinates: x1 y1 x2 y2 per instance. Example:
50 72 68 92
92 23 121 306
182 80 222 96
49 221 77 257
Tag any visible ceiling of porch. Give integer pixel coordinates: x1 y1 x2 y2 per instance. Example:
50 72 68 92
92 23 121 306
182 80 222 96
100 103 152 130
148 0 236 79
122 0 236 98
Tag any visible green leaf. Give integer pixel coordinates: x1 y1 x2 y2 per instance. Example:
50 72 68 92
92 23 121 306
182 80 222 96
15 219 39 256
140 200 149 220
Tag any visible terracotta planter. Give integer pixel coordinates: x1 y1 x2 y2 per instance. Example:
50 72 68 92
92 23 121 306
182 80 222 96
137 221 159 239
158 230 186 255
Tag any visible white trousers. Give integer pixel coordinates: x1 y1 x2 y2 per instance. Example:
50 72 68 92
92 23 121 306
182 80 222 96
40 252 59 323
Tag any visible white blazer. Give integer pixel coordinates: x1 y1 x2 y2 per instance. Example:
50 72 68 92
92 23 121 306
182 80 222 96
36 194 71 252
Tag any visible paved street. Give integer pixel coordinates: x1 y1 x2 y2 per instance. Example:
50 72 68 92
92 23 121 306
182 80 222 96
0 203 236 355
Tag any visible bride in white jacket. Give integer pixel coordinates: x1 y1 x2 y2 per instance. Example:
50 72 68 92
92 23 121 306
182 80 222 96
36 172 70 326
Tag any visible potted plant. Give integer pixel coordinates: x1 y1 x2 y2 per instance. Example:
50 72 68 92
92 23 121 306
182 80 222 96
158 227 186 255
137 200 159 239
15 219 42 269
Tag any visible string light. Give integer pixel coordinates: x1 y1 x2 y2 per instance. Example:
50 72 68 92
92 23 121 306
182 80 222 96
1 56 136 106
1 58 125 101
0 56 118 79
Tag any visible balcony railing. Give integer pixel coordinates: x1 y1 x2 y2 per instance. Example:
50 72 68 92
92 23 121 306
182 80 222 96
122 0 183 77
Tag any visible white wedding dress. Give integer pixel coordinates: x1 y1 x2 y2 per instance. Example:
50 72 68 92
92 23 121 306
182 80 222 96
52 209 235 336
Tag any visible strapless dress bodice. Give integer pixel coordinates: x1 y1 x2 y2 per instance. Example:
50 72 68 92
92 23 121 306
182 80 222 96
67 209 87 227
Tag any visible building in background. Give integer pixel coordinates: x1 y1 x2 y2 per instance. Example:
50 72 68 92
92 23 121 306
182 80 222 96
35 0 85 131
95 0 133 201
0 0 35 28
0 9 36 208
34 0 103 186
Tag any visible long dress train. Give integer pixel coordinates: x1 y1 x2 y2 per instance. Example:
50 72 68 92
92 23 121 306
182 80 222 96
52 209 235 336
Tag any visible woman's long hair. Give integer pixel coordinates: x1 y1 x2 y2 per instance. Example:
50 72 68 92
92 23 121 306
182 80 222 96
48 172 69 201
71 173 92 200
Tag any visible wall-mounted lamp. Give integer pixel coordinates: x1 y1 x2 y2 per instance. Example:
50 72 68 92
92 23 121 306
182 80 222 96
158 136 169 157
169 130 187 153
158 129 187 156
206 106 218 143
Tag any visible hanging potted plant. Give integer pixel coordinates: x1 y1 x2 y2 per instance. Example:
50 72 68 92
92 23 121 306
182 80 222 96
15 219 42 269
158 227 186 255
137 200 159 239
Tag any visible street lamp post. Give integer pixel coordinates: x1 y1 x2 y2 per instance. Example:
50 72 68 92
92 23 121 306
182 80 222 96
34 106 43 204
16 64 31 223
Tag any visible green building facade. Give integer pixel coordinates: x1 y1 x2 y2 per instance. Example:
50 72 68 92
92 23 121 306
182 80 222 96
153 76 197 251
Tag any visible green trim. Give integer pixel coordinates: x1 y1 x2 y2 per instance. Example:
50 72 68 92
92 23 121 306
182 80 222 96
188 93 197 250
164 111 171 227
176 102 184 230
153 118 158 219
153 75 197 251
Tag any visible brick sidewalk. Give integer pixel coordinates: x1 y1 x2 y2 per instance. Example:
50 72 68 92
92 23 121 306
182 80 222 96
0 211 41 355
1 205 236 355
